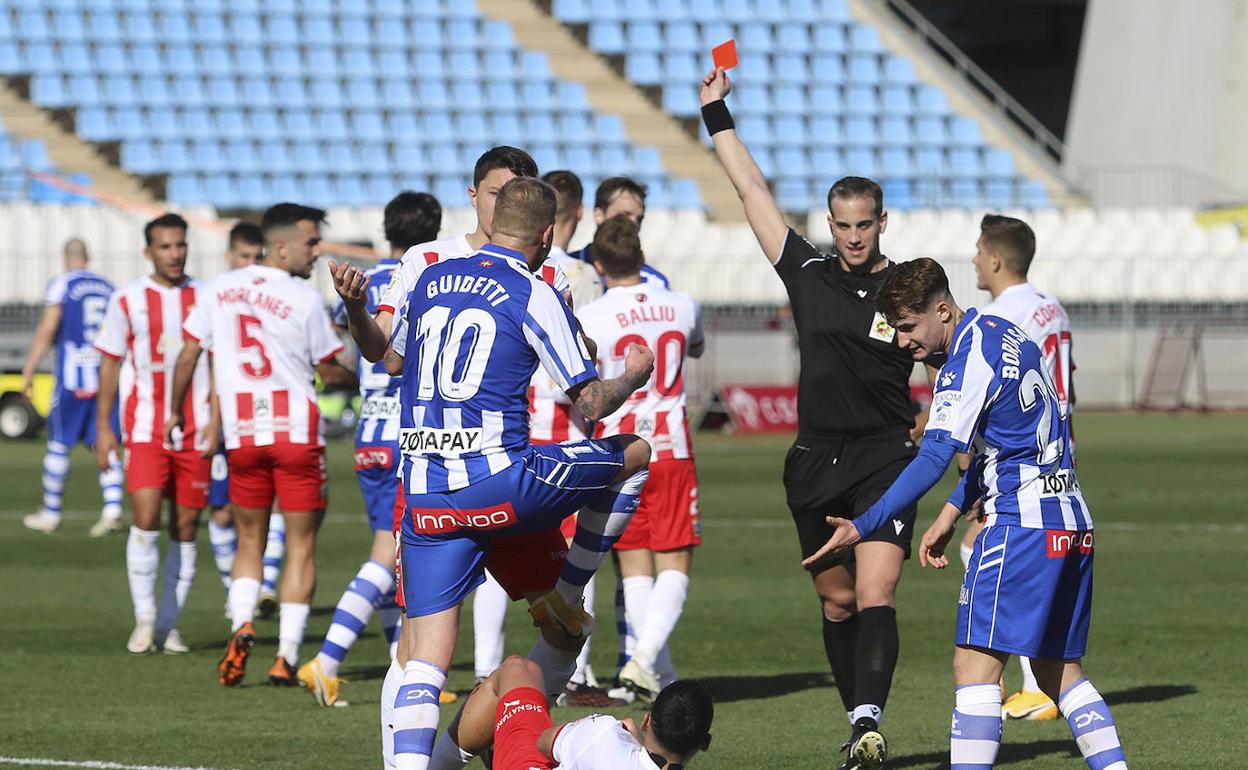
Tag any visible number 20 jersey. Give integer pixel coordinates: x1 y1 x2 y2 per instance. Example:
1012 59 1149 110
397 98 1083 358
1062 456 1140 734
391 243 598 495
926 308 1091 530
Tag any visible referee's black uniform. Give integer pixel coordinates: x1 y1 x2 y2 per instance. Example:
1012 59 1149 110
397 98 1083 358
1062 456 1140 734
775 229 918 570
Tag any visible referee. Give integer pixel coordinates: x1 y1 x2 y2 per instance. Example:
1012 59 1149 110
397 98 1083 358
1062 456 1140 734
701 68 918 770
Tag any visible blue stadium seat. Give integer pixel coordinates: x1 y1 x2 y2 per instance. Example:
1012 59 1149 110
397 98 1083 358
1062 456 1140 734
775 147 808 177
359 143 392 173
626 53 662 86
557 82 590 112
346 77 381 110
227 13 260 43
191 13 228 44
68 74 102 107
30 75 69 108
75 107 114 140
774 54 810 84
552 0 590 24
191 140 226 172
948 147 982 177
25 43 60 76
844 146 877 177
327 141 361 173
949 117 982 146
238 174 272 209
86 11 123 43
811 146 843 174
318 111 350 141
311 78 344 110
739 22 774 53
417 81 451 110
171 75 207 107
625 21 662 52
522 113 557 143
529 142 563 172
811 53 846 81
912 115 946 145
260 139 295 173
147 106 181 139
293 141 328 173
217 109 248 140
184 108 219 140
775 179 812 211
449 80 484 110
564 145 596 175
386 112 419 138
121 140 159 173
61 43 93 75
94 44 129 75
631 146 663 176
334 174 370 206
557 112 593 144
880 176 914 208
843 115 874 142
688 0 723 17
158 14 193 42
773 116 809 147
880 84 913 115
483 19 516 48
916 86 949 114
394 142 428 174
670 178 702 209
444 51 479 81
206 76 240 107
736 53 773 84
409 19 443 49
412 50 445 81
0 43 18 74
735 115 773 146
879 115 912 145
426 143 461 175
772 85 808 116
454 112 489 144
699 22 733 51
595 144 629 174
366 174 399 203
879 147 911 176
203 174 239 206
849 24 883 53
521 81 554 111
420 111 456 142
788 0 819 20
983 148 1015 176
663 22 698 52
776 23 811 53
17 11 51 42
588 22 625 55
844 84 878 116
813 22 847 52
301 14 334 43
167 174 205 204
882 56 917 84
351 110 386 142
378 50 411 79
586 0 625 22
847 53 880 83
446 19 480 49
343 49 377 78
520 51 553 82
269 48 302 77
661 84 699 117
594 114 626 143
160 140 192 173
240 78 275 109
809 116 845 146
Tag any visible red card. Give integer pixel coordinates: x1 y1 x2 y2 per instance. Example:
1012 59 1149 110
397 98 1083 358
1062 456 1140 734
712 39 738 70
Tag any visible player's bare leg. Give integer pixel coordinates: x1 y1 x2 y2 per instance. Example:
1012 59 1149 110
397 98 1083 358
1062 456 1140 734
124 487 165 654
153 503 202 654
435 656 545 764
218 504 268 686
268 508 324 684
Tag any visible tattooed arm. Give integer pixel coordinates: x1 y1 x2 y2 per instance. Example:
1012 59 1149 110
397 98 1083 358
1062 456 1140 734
567 343 654 422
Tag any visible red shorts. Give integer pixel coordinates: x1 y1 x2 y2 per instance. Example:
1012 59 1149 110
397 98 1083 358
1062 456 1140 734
227 443 327 512
124 442 211 509
614 458 702 551
391 483 567 609
493 686 555 770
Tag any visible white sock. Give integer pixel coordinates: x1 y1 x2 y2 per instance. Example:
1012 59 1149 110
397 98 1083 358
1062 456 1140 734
951 683 1003 768
959 541 974 571
428 732 473 770
156 540 197 637
393 659 448 769
632 570 689 672
621 575 654 663
207 519 237 592
1020 656 1041 693
851 703 883 726
40 441 70 516
528 635 579 700
126 526 160 623
316 559 395 678
278 601 310 664
554 470 648 606
472 573 509 679
99 454 124 520
380 590 402 662
570 574 596 685
655 644 677 688
1060 678 1128 770
227 576 261 631
381 659 403 770
262 512 286 594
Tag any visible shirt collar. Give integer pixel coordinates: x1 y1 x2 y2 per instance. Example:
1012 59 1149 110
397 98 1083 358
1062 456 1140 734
996 282 1033 298
479 243 528 265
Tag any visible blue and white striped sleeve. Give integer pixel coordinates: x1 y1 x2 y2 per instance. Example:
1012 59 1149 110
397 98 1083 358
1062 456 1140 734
924 323 999 451
523 281 598 393
43 275 67 306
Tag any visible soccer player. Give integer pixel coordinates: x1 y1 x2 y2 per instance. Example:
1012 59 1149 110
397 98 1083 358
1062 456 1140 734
365 177 655 770
805 258 1127 770
170 203 355 686
206 222 265 596
965 214 1076 721
570 176 670 289
542 169 601 308
297 191 443 707
578 216 706 703
94 214 213 655
21 239 124 537
446 655 713 770
700 67 919 766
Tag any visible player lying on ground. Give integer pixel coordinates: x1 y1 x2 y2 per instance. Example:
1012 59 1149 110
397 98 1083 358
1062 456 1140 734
440 655 712 770
805 258 1127 770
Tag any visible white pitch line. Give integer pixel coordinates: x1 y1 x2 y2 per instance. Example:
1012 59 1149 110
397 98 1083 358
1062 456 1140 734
0 758 235 770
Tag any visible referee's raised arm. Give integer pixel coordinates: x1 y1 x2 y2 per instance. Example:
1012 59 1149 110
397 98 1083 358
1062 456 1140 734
700 68 787 265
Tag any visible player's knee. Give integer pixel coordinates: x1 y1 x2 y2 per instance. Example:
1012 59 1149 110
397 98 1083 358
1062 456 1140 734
854 586 897 611
615 434 652 474
820 595 855 621
500 655 542 680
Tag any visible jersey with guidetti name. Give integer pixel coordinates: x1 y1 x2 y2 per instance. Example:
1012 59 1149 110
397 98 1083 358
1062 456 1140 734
926 309 1090 530
44 268 114 397
391 243 597 495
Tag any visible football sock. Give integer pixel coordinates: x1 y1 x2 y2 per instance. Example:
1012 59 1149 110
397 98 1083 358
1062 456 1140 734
614 574 630 674
227 576 261 632
393 658 447 770
1059 679 1128 770
822 613 859 712
855 606 899 716
1020 657 1041 693
40 441 70 518
655 645 677 688
428 732 473 770
633 570 689 672
554 469 647 607
316 559 394 678
126 526 160 623
570 575 596 686
278 601 310 665
950 683 1003 769
380 589 402 661
262 513 286 594
155 540 196 638
621 575 654 666
99 453 124 520
207 519 237 591
472 572 509 679
381 659 403 770
528 635 579 700
959 542 974 571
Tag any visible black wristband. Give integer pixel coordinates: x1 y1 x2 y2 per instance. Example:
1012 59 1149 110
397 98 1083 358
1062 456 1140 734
701 99 735 136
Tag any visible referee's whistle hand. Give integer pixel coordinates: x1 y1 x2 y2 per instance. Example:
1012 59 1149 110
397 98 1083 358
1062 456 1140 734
700 68 731 105
800 517 861 567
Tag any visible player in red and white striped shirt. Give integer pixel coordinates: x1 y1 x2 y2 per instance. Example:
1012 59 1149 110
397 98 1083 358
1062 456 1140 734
94 213 213 656
171 204 355 687
576 216 706 702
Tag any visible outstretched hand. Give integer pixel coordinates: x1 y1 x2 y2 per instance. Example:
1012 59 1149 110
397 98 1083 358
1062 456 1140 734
329 259 369 305
801 517 862 567
700 67 732 106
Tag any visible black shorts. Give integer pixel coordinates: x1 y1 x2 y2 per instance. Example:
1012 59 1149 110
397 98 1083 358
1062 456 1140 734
783 428 918 573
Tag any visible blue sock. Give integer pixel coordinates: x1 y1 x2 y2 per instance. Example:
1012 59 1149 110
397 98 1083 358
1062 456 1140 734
41 441 70 516
554 469 648 605
315 559 393 678
393 659 446 769
1060 679 1128 770
951 684 1002 769
262 513 285 594
99 452 123 519
207 519 236 591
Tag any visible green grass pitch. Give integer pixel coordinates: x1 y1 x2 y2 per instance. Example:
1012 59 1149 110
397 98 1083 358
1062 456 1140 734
1 413 1244 768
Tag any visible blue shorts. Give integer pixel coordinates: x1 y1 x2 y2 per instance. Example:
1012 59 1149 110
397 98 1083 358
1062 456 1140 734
209 448 230 509
356 448 398 532
48 390 110 448
957 524 1094 659
399 438 625 617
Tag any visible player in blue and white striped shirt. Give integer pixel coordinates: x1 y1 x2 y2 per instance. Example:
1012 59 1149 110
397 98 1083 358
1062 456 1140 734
21 239 124 536
806 258 1126 770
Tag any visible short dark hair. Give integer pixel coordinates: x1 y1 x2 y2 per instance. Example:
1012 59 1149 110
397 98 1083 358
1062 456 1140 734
876 257 952 321
827 176 884 218
650 681 714 756
979 214 1036 277
594 176 647 212
473 146 538 188
228 222 263 249
491 177 557 244
260 203 327 244
384 191 442 252
592 216 643 278
144 212 188 245
543 170 584 221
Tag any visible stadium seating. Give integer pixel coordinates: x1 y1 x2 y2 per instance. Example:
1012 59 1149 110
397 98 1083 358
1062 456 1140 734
0 116 92 203
0 0 703 210
550 0 1050 210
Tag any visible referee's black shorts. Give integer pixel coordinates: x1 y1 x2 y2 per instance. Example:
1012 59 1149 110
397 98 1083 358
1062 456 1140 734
783 427 918 574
